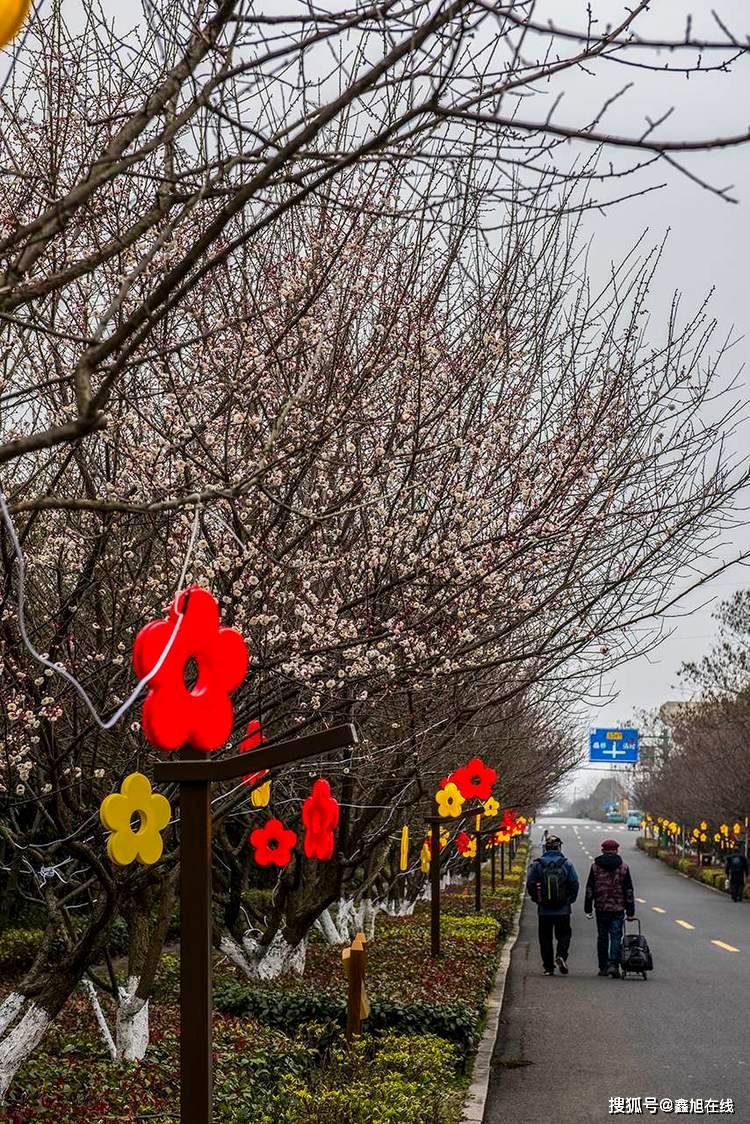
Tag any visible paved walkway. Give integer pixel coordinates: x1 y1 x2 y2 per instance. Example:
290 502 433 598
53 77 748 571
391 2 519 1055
484 819 749 1123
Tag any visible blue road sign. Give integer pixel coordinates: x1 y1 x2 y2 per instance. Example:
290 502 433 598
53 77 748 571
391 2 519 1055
589 728 639 764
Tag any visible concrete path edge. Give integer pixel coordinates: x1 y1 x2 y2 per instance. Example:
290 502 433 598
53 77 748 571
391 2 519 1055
460 851 531 1124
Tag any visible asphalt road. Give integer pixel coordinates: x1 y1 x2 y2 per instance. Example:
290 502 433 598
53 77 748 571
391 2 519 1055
485 818 749 1124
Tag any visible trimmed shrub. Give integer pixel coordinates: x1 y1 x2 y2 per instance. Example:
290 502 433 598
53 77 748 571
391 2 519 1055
0 927 43 976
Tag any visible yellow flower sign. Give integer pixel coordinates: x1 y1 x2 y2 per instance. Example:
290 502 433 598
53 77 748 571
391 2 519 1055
100 772 171 866
435 782 464 818
0 0 31 49
483 797 500 818
700 821 708 831
251 780 271 808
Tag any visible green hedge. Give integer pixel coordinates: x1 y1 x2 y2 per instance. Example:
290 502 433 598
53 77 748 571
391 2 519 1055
214 981 479 1063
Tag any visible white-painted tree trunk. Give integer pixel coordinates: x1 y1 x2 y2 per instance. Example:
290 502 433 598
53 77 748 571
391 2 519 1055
314 909 345 946
0 993 26 1039
115 977 149 1061
82 979 116 1059
0 999 52 1104
361 899 378 941
219 929 307 980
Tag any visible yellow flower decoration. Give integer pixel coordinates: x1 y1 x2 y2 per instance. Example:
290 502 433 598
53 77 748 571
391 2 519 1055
483 797 500 818
400 826 410 871
464 839 477 860
700 832 707 843
733 822 742 836
435 782 464 818
100 773 171 867
713 832 721 843
251 780 272 808
0 0 32 49
720 823 729 837
700 821 708 831
692 828 700 839
439 828 449 849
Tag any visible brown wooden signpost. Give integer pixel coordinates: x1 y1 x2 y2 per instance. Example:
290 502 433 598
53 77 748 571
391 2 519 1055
154 722 358 1124
342 931 369 1042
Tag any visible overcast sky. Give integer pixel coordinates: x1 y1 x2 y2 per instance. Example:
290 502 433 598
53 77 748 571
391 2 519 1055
538 1 750 793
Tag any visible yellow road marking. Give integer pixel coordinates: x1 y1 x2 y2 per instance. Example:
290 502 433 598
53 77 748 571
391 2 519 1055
711 940 740 953
636 897 646 904
652 907 666 914
675 920 694 930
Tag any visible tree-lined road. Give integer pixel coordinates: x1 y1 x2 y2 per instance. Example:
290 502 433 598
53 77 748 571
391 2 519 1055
486 819 749 1123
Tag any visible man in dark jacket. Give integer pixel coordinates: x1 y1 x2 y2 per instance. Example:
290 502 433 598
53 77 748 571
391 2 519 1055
725 846 749 902
584 839 635 978
526 835 579 976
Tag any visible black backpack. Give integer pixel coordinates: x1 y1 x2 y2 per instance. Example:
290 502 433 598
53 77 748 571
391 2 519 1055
540 855 569 909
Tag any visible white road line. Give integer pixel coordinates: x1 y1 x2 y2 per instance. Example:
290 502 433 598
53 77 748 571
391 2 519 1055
675 920 695 930
652 907 666 914
636 897 646 904
711 940 740 953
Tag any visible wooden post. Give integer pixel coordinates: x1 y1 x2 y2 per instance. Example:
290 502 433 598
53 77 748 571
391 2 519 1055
491 836 497 891
430 818 441 959
474 830 482 913
154 722 358 1124
343 932 368 1043
500 841 505 881
179 778 212 1124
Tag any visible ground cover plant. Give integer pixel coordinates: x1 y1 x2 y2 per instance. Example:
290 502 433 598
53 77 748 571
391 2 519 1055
3 847 527 1120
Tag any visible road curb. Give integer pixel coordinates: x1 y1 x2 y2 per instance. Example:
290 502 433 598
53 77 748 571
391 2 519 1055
460 852 530 1124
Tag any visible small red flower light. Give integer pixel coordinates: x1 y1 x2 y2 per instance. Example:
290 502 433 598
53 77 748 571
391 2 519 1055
249 818 298 867
455 831 472 855
301 779 340 860
240 719 269 788
133 586 248 752
450 757 497 802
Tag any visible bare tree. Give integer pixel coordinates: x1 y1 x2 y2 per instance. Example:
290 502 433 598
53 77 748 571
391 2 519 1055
1 0 749 476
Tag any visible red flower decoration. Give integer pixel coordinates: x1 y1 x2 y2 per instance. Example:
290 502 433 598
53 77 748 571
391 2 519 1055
249 818 297 867
240 719 268 787
133 586 248 752
438 776 449 789
450 757 497 802
501 809 518 833
455 831 472 855
301 779 340 860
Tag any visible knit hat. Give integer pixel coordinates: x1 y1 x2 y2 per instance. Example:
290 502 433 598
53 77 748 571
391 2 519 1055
601 839 619 851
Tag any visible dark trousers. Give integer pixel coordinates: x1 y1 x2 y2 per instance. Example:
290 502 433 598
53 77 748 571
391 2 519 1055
538 914 572 970
730 875 745 902
596 910 625 970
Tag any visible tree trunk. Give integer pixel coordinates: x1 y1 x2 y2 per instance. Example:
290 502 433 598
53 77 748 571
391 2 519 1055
0 969 81 1103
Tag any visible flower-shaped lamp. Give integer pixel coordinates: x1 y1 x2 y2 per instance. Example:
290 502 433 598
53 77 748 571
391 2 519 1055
450 757 497 802
100 773 171 866
0 0 31 48
133 586 248 752
250 818 297 867
302 778 340 860
435 781 464 818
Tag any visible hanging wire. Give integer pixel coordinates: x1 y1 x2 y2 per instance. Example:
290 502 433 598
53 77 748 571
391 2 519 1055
0 494 200 730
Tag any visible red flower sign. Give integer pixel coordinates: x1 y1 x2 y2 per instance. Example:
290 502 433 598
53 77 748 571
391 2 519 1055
133 586 248 752
249 818 298 867
301 779 340 860
240 719 269 787
451 757 497 802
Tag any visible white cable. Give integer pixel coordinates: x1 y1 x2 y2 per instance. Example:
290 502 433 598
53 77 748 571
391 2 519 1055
0 494 200 731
